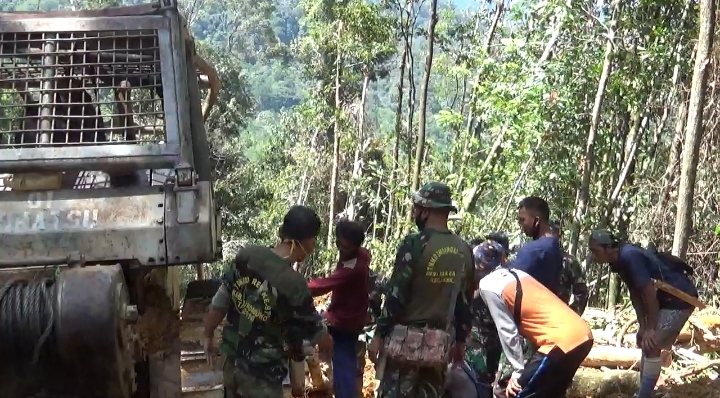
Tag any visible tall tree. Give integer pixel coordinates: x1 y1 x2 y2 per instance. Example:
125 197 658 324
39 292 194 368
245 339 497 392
672 0 716 259
410 0 439 194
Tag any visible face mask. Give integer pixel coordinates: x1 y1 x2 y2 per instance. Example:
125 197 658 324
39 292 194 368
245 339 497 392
414 211 428 231
285 240 309 263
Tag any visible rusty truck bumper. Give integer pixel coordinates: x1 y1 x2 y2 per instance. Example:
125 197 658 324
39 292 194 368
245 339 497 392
0 180 218 267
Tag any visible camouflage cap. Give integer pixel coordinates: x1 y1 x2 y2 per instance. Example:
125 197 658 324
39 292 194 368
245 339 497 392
473 241 505 269
411 181 458 212
589 229 619 246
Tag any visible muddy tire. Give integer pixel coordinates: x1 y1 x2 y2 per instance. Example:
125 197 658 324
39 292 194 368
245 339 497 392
149 338 182 398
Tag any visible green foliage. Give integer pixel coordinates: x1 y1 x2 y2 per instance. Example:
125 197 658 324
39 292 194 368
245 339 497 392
4 0 719 306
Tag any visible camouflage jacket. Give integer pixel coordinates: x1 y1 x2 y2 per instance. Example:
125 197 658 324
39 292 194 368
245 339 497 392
558 254 589 315
375 230 474 343
221 245 324 383
464 287 501 375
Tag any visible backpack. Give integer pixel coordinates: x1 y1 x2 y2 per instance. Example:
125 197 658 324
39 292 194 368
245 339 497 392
643 243 694 277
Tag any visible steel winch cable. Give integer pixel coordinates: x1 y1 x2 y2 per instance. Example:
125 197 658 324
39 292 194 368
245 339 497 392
0 277 61 382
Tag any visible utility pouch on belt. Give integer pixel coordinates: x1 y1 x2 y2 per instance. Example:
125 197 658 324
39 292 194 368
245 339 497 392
383 266 463 367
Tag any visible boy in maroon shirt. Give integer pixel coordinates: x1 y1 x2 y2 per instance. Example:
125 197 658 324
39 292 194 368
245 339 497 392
308 220 370 398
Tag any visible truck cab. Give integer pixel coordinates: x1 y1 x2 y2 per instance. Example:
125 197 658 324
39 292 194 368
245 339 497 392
0 1 221 397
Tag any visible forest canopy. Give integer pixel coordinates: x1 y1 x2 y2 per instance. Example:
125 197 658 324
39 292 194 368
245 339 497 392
1 0 719 309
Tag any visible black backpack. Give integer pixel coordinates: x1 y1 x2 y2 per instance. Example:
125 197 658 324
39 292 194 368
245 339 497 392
644 243 694 277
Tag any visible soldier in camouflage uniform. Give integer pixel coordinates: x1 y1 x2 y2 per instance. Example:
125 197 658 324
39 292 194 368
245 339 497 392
203 205 327 398
550 219 589 315
368 182 475 398
465 240 505 381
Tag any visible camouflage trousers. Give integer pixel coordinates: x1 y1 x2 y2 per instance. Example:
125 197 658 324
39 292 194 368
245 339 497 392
495 338 534 384
376 358 447 398
223 357 284 398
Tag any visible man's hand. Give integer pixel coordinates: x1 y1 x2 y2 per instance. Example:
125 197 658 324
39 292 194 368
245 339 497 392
635 325 645 348
368 335 383 363
449 342 465 368
204 337 218 367
641 329 657 352
506 375 522 397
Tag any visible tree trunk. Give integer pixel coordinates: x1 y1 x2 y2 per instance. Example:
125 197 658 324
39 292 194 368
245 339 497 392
346 71 370 221
410 0 439 204
582 346 642 369
194 264 205 280
652 93 687 241
568 369 641 398
372 175 383 240
327 21 343 248
397 7 417 240
454 2 503 194
404 7 417 187
568 2 619 257
671 0 716 259
384 44 407 242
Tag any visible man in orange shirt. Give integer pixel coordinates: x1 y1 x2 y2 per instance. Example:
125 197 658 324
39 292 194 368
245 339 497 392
479 267 594 398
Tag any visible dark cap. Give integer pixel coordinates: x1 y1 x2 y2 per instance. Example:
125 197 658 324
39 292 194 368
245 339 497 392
589 229 619 246
411 182 458 212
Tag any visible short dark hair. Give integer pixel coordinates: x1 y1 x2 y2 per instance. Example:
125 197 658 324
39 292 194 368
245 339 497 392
336 220 365 247
517 196 550 222
280 205 321 241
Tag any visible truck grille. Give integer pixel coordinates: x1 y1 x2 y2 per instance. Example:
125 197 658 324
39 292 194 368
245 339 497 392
0 29 165 147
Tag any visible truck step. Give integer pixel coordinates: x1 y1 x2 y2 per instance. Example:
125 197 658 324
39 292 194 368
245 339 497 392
180 351 223 398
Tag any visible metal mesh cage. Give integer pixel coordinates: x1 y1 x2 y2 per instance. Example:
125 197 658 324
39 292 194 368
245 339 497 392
0 29 165 147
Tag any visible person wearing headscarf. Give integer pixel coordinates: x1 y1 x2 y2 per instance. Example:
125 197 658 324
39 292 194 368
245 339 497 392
446 239 508 397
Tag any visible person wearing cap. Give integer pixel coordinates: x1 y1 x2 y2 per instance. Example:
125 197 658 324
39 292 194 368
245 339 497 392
445 240 506 398
368 182 475 398
479 260 593 398
549 219 588 315
588 230 698 398
470 241 505 378
203 205 327 398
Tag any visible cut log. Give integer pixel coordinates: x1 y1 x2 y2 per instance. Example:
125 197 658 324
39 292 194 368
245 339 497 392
568 368 640 398
582 346 642 369
591 328 615 344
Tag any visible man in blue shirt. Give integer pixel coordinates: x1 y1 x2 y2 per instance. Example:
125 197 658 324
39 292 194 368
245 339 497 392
510 196 563 295
589 230 698 398
494 197 564 397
